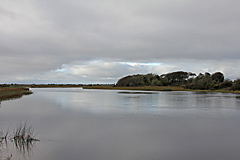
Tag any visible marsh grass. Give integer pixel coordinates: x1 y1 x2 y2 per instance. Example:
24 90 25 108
13 122 39 143
0 87 33 102
83 85 184 91
0 123 39 159
82 85 240 94
0 122 39 144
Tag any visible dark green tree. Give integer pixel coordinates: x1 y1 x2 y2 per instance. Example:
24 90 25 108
211 72 224 83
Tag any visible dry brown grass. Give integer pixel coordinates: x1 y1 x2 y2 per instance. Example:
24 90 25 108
0 87 32 101
82 85 240 93
83 85 188 91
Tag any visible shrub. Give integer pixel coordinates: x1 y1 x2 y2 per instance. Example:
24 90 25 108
230 79 240 91
219 79 233 89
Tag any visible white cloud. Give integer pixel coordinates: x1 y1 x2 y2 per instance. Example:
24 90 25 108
1 59 239 84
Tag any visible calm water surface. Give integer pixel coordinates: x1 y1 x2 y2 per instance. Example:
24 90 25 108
1 88 240 160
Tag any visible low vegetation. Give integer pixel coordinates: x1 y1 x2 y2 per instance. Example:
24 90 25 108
0 85 33 101
83 85 185 91
1 123 38 142
1 123 39 160
26 84 84 88
13 122 39 143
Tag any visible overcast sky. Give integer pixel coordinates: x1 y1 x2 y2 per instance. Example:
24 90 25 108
1 0 240 84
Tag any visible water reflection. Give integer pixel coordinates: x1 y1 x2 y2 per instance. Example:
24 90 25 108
13 138 37 159
0 123 39 160
1 89 240 160
29 89 240 115
236 96 240 99
0 137 36 160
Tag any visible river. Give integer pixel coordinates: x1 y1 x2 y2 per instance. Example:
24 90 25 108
1 88 240 160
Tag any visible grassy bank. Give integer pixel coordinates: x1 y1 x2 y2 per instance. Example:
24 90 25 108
0 87 33 101
3 84 239 94
26 84 84 88
83 85 187 91
83 85 240 93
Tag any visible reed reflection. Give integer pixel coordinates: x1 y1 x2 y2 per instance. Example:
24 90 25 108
0 123 39 160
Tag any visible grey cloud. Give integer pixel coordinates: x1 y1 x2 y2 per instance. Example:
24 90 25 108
1 0 240 83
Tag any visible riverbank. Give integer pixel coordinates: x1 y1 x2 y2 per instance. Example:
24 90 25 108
82 85 240 94
2 84 240 94
82 85 185 91
0 87 33 101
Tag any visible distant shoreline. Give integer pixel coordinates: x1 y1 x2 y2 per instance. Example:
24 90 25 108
1 85 240 101
23 84 240 94
82 85 240 94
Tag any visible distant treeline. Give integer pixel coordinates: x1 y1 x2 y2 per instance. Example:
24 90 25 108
0 83 114 88
115 71 240 91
